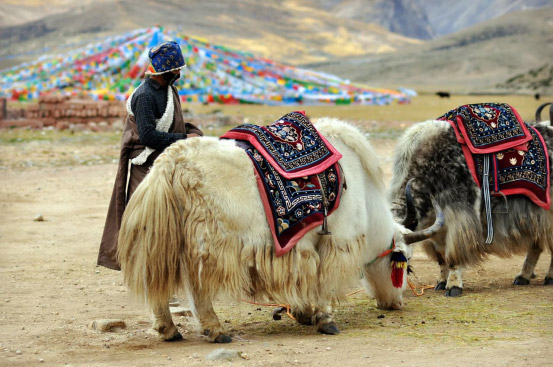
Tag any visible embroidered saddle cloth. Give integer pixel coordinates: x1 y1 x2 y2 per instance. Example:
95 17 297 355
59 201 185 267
438 103 550 209
221 112 343 256
221 111 342 179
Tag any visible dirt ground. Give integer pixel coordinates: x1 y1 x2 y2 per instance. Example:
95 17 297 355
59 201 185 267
1 129 552 367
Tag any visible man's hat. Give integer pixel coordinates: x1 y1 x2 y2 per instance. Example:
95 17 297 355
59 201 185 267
145 41 186 75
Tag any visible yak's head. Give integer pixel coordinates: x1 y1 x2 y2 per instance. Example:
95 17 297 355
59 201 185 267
399 179 445 245
363 179 444 310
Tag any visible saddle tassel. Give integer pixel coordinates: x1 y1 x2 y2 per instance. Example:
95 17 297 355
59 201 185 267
390 251 407 288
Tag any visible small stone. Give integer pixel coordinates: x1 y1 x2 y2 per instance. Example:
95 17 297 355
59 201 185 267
16 350 22 355
39 358 44 363
33 214 44 222
326 347 331 351
206 348 241 361
89 319 126 332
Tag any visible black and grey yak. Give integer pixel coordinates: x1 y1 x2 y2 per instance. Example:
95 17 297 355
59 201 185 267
389 103 553 296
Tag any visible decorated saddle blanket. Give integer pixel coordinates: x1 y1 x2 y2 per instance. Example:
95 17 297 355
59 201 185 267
438 103 550 209
221 111 342 179
221 112 343 256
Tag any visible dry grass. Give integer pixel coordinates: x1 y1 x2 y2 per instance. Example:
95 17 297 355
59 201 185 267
1 95 552 365
1 94 550 170
188 94 549 124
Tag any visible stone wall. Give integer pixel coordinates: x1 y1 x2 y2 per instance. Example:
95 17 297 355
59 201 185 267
0 96 244 132
0 96 126 130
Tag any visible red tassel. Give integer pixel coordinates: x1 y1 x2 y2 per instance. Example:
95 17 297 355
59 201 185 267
390 252 407 288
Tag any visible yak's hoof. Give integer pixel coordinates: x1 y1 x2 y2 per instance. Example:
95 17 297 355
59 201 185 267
445 286 462 297
544 276 553 285
272 307 286 321
317 322 340 335
293 312 314 326
513 276 530 285
297 318 313 326
531 272 537 279
214 334 232 343
164 331 184 342
435 281 447 291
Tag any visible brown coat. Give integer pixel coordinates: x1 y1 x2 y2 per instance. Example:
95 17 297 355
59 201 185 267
97 86 202 270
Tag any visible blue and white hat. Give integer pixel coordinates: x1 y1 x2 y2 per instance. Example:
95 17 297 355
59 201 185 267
145 41 186 75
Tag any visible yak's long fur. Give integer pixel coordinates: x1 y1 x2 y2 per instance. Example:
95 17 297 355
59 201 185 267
117 118 407 340
389 120 553 293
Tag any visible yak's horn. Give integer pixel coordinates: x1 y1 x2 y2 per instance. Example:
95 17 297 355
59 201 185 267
535 102 552 123
404 198 444 245
401 178 418 229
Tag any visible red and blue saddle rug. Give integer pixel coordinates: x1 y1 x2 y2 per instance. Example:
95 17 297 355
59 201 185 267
438 103 550 210
221 111 343 256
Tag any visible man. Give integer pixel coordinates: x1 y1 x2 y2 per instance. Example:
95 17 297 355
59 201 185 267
97 41 203 270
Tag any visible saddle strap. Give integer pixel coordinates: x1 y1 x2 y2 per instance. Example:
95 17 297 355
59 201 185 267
482 154 494 244
317 162 346 236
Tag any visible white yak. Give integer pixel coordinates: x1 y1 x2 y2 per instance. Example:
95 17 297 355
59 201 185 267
117 118 442 342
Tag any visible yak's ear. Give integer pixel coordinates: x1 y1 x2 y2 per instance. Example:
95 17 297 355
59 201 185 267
393 223 413 260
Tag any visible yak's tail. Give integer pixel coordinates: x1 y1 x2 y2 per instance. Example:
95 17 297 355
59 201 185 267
117 141 198 308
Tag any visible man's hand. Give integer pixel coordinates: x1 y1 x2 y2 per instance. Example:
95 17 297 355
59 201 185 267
186 133 201 138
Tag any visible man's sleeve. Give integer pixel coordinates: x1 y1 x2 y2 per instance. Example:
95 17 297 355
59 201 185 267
133 93 187 151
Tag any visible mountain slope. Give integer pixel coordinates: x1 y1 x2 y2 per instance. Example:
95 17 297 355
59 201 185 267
0 0 420 69
306 0 552 40
0 0 98 27
306 7 553 94
307 0 434 39
414 0 552 38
